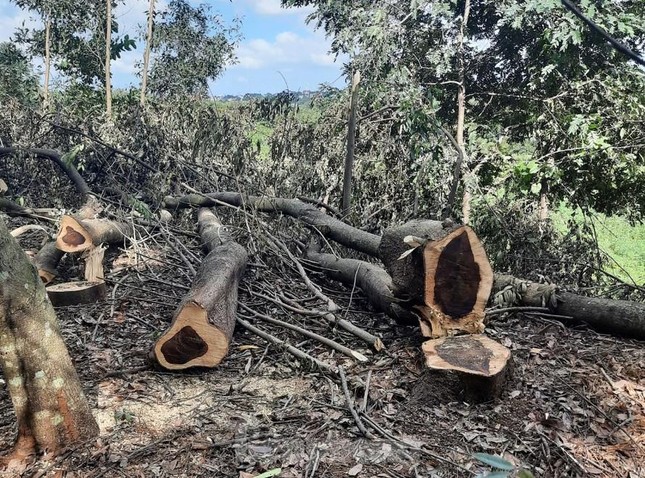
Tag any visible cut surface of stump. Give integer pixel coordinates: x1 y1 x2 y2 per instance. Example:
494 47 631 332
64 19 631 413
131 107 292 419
56 216 132 253
46 281 106 307
423 334 511 403
417 226 493 337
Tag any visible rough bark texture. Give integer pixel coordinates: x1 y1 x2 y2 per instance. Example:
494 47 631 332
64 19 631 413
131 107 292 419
0 218 99 465
423 334 512 403
163 193 381 256
56 216 133 253
306 242 417 324
33 241 65 284
153 208 247 370
379 220 494 337
493 275 645 339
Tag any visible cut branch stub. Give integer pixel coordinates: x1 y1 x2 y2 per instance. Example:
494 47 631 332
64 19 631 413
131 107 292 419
56 216 132 253
418 226 494 337
423 334 511 403
152 208 247 371
33 241 64 284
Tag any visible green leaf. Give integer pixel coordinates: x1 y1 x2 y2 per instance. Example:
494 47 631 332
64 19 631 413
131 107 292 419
473 453 515 471
531 182 542 194
482 472 510 478
254 469 281 478
517 470 535 478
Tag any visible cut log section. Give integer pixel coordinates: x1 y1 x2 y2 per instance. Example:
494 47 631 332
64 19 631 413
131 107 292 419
379 220 493 337
56 216 133 253
423 334 512 403
46 281 106 307
152 208 247 370
33 241 65 284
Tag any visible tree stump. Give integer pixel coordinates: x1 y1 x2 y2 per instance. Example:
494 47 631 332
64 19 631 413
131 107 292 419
152 208 247 370
46 281 107 307
423 334 512 403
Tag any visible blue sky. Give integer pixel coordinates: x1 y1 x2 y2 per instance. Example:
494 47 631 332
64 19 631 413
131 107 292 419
0 0 347 95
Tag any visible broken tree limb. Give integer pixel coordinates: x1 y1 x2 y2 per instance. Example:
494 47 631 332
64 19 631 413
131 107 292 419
423 334 512 403
493 275 645 339
305 240 417 325
153 208 247 370
33 241 65 284
163 192 381 256
379 220 494 337
0 147 90 200
56 216 133 253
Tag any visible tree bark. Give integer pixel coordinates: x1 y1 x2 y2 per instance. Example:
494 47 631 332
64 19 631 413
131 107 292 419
105 0 113 117
163 192 381 256
305 240 417 324
0 217 99 466
342 71 360 216
457 0 471 225
493 275 645 339
152 208 247 370
33 241 64 284
43 15 51 109
56 216 133 253
140 0 155 106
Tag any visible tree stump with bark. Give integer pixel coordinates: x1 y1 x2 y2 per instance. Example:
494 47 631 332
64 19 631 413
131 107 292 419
152 208 247 370
379 220 494 337
423 334 512 403
0 217 99 467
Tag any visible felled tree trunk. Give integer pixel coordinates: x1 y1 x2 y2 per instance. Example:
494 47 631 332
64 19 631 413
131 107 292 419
152 208 247 370
423 334 512 403
0 218 99 466
56 216 133 253
379 220 494 337
493 275 645 339
163 192 381 256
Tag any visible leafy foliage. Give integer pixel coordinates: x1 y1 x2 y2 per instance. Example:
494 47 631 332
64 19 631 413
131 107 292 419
0 42 38 106
148 0 240 99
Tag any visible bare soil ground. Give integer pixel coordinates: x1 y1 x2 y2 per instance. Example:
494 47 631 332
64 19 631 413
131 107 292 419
1 210 645 478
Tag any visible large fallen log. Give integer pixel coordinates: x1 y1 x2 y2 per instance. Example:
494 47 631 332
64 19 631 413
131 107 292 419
152 208 247 370
493 275 645 339
33 241 65 284
163 192 381 256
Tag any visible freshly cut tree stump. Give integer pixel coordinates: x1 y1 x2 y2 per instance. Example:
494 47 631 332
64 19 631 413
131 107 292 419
153 208 247 370
56 216 133 253
46 281 107 307
423 334 511 403
379 220 494 337
33 241 65 284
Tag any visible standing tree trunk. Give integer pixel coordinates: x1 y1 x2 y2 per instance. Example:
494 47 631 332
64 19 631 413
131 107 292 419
341 71 361 217
456 0 471 224
140 0 155 106
0 218 98 467
105 0 112 117
43 14 51 109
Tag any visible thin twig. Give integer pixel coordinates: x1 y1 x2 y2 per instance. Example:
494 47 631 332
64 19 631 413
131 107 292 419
338 366 370 437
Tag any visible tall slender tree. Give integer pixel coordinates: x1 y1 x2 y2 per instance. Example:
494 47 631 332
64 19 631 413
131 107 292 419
140 0 155 105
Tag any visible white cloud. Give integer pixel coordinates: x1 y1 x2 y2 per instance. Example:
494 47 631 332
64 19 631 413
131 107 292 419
245 0 314 16
235 29 343 70
0 7 39 43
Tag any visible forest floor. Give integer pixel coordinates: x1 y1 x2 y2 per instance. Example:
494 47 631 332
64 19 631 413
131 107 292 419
1 210 645 478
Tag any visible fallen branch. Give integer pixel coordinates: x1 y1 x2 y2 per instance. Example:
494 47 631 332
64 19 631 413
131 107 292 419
56 216 133 253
